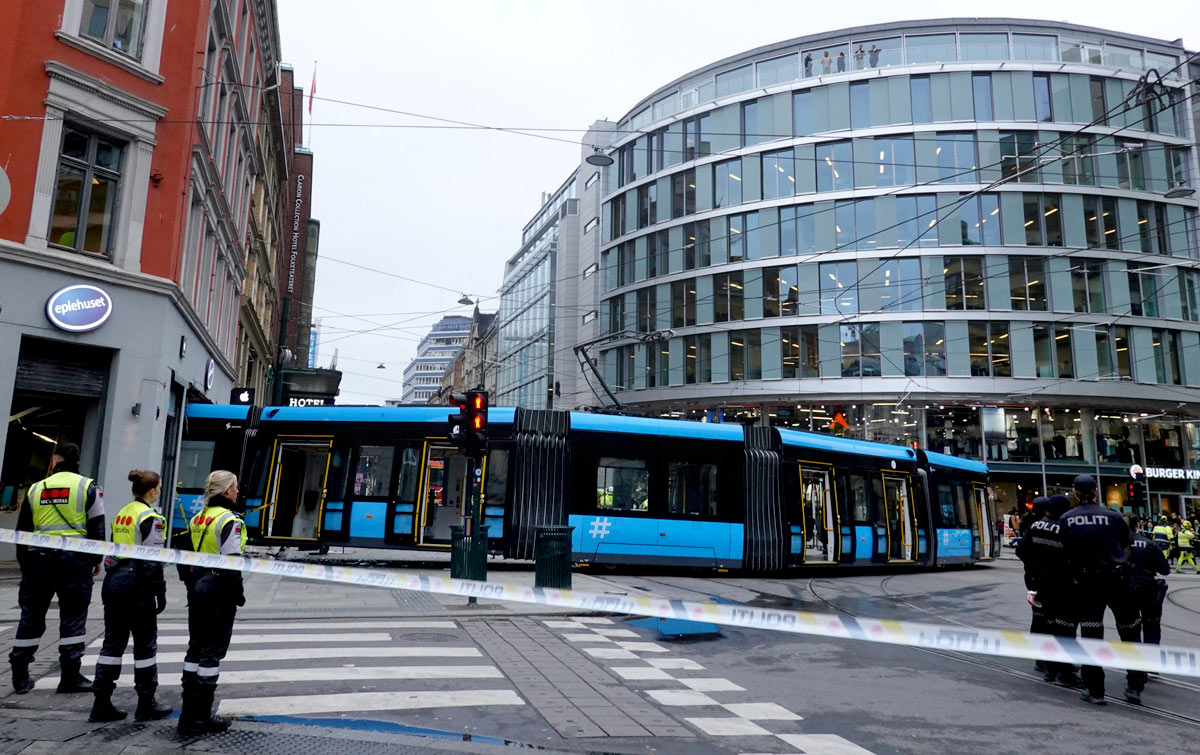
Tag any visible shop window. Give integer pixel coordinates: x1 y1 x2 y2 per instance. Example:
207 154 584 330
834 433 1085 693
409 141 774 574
1095 413 1142 464
984 407 1041 463
1040 408 1089 462
49 125 125 258
927 407 982 459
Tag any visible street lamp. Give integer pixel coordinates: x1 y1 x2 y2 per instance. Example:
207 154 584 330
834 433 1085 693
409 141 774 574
458 294 474 306
1164 182 1196 199
585 148 614 167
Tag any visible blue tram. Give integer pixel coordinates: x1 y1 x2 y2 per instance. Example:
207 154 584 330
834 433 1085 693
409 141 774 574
175 404 995 570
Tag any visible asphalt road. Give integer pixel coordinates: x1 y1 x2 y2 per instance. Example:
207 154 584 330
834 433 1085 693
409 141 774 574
2 551 1199 754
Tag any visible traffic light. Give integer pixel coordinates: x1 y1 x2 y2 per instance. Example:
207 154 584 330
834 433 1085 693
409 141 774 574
447 390 488 456
1130 475 1147 512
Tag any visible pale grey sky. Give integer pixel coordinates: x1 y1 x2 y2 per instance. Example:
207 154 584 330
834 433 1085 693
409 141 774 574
276 0 1200 404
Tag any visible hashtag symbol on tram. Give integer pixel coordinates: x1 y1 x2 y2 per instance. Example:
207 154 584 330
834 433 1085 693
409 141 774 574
589 518 612 539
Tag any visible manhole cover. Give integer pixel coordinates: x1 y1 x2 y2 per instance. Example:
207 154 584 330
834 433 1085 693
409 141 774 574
400 632 460 642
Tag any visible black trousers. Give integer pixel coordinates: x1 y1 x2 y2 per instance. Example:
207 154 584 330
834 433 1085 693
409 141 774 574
181 570 239 693
1130 576 1167 648
93 562 159 695
1036 581 1078 678
1075 571 1142 696
8 550 94 665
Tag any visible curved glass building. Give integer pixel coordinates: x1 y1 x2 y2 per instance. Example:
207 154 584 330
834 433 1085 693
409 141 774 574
568 19 1200 515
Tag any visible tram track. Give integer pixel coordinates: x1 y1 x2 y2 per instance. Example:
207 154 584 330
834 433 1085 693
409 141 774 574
804 576 1200 730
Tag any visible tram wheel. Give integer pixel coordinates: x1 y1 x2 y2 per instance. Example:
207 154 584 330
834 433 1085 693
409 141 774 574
317 545 329 555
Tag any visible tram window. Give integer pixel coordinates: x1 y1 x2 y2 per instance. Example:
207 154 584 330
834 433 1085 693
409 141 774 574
871 476 885 525
354 446 393 497
484 449 509 507
954 481 971 526
396 447 421 502
935 482 957 527
667 462 718 517
596 457 649 512
178 441 214 489
847 473 871 522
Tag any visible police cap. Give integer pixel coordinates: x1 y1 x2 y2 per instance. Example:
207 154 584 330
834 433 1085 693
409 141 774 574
1031 496 1050 517
1072 474 1098 492
1047 494 1071 518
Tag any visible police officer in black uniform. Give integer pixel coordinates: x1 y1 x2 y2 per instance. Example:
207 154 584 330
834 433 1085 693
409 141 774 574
1123 515 1170 704
1016 496 1051 673
1017 494 1081 687
9 443 104 694
1060 474 1141 705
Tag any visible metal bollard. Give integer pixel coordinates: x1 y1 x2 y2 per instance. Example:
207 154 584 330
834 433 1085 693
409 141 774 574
534 525 575 589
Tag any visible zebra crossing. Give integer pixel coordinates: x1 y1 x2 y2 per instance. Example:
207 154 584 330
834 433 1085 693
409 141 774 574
33 618 525 717
543 617 877 755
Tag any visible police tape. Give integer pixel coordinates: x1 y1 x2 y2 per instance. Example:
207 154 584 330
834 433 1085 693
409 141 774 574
2 528 1198 679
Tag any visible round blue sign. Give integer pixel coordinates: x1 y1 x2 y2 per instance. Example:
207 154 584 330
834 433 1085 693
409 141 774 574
45 284 113 332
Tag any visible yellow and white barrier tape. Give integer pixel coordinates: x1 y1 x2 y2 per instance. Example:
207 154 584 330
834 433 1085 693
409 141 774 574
2 528 1197 678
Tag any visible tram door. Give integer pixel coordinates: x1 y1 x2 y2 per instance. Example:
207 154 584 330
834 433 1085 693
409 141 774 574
420 446 468 545
974 484 996 560
882 474 916 562
801 467 837 563
264 439 332 540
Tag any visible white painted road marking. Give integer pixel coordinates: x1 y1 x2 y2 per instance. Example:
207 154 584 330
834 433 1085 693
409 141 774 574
583 647 639 660
685 717 772 736
91 632 395 648
155 621 457 631
574 617 614 625
647 658 704 670
541 620 587 629
611 666 674 681
563 633 614 643
218 689 525 717
645 689 719 707
34 665 504 690
680 678 746 692
592 628 639 638
615 641 668 653
80 646 482 667
776 734 877 754
722 702 802 720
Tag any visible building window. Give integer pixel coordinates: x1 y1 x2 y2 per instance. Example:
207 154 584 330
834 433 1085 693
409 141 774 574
49 125 124 257
1009 257 1048 310
910 75 932 124
1032 74 1053 122
671 279 697 327
1128 263 1160 318
1022 193 1063 247
943 256 985 310
671 170 695 218
762 149 796 199
728 330 761 381
81 0 147 57
871 136 915 187
820 261 858 314
1061 136 1094 185
1071 260 1106 313
714 272 744 322
583 217 599 234
850 82 870 129
816 141 853 192
742 99 762 146
582 310 597 324
1153 330 1183 385
781 325 819 379
1000 132 1038 182
972 74 993 121
713 159 743 208
1116 141 1146 191
764 265 799 317
968 321 1010 377
934 132 978 183
1054 325 1073 378
585 171 600 189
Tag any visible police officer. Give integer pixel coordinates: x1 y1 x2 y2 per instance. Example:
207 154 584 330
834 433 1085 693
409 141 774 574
89 470 173 723
9 443 104 694
1015 496 1051 673
178 470 246 735
1017 495 1080 687
1060 474 1141 705
1122 514 1169 705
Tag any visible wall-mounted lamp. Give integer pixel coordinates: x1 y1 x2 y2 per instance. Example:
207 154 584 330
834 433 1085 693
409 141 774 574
150 169 164 187
131 403 142 417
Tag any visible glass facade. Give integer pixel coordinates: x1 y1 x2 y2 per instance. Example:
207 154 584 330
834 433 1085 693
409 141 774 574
502 20 1200 516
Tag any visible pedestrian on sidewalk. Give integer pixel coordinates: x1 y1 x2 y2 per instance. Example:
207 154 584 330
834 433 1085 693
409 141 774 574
1176 521 1196 573
89 469 173 723
9 442 105 695
178 470 246 735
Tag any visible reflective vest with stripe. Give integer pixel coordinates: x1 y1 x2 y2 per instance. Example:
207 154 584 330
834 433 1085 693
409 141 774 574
111 500 165 553
28 471 92 537
1152 524 1174 544
189 505 247 555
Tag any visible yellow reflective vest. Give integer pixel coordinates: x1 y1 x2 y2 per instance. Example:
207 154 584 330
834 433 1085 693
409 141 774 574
189 505 246 555
27 471 93 537
111 500 165 550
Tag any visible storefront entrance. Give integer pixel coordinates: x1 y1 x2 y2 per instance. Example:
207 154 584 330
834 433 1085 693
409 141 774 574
1 338 109 510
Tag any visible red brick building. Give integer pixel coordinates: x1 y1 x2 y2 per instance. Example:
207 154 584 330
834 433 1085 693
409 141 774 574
0 1 297 542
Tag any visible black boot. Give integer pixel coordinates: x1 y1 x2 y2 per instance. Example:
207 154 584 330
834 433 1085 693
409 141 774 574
89 691 128 722
11 663 33 695
56 658 92 693
135 691 173 721
178 688 231 735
